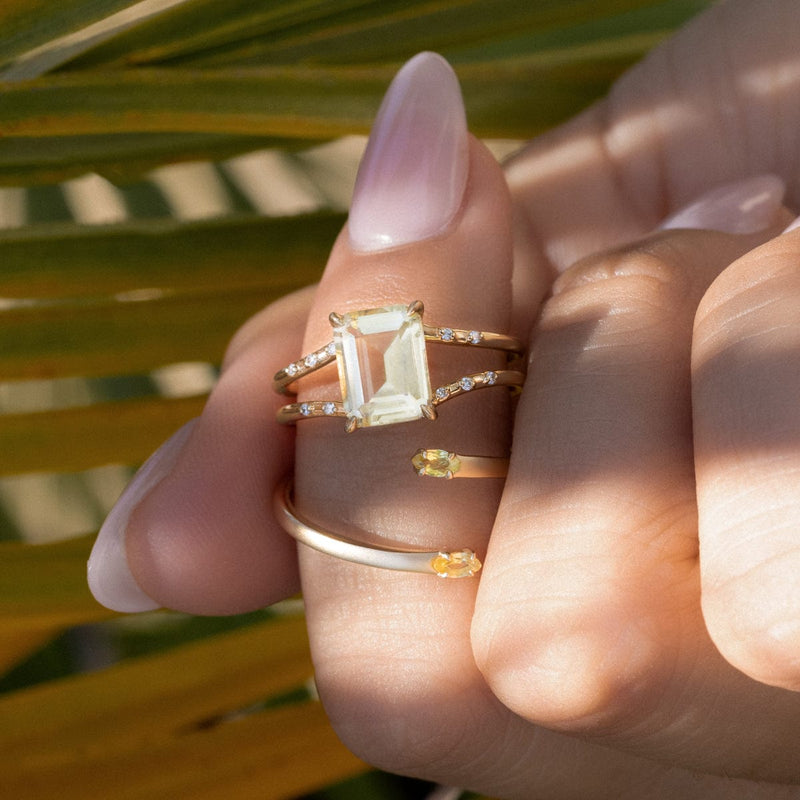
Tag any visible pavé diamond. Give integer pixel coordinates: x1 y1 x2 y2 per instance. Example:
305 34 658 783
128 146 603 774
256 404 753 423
299 402 311 416
468 330 481 344
435 386 449 401
440 327 454 342
332 304 431 428
459 376 475 391
485 371 497 385
286 363 298 377
304 353 318 368
325 342 336 357
322 401 336 415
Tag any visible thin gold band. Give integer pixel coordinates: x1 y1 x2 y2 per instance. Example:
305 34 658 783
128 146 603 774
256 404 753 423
273 326 524 395
276 368 525 426
272 301 525 433
411 449 509 479
274 481 482 578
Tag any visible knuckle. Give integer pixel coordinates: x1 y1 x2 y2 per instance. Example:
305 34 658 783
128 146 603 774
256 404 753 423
540 239 698 342
703 553 800 689
473 605 669 735
553 238 685 300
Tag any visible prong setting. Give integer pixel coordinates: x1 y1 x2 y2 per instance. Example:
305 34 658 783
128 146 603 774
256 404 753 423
274 301 526 429
421 404 437 421
407 300 424 317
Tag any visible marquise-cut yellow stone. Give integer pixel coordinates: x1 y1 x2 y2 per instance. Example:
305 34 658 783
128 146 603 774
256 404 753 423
431 549 482 578
411 448 461 478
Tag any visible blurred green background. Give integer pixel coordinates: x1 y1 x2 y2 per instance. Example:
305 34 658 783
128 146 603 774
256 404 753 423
0 1 709 798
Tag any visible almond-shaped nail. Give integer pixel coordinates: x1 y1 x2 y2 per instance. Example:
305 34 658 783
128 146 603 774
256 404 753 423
782 215 800 234
87 421 195 612
348 52 468 252
659 174 785 233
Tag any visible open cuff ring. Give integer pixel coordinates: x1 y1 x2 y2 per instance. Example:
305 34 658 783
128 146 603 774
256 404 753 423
274 481 483 578
273 301 525 432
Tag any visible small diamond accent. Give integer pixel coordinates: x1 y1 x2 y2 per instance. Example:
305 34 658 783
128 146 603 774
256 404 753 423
322 402 336 415
440 327 454 342
304 353 318 368
325 342 336 357
286 363 298 377
468 330 482 344
435 386 449 401
485 371 497 385
459 376 475 391
299 403 311 416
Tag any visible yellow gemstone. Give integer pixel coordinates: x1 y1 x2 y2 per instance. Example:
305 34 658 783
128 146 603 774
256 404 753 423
411 448 461 478
332 304 431 428
431 550 482 578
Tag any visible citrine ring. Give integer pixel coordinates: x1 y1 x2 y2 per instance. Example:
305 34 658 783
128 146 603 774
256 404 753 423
273 301 525 432
274 481 482 578
411 448 509 479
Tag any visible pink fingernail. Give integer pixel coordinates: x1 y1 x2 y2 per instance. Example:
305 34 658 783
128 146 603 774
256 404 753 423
659 174 785 233
348 52 469 252
782 215 800 234
87 421 195 613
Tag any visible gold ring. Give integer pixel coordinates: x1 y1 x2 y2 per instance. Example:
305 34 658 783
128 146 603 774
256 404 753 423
273 301 524 432
274 481 482 578
411 448 509 479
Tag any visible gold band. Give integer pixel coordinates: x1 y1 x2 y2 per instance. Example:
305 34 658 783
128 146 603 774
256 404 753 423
411 449 509 479
276 368 525 427
274 481 482 578
273 322 525 395
272 301 524 433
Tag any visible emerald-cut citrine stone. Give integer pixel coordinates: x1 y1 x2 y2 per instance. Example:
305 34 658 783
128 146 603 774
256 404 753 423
332 304 431 428
431 550 482 578
411 448 461 478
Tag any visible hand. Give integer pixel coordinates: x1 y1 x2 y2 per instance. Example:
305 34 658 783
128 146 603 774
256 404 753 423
87 1 800 796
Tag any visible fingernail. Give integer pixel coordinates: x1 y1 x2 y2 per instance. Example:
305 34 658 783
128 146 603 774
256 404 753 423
659 174 785 233
782 215 800 234
348 51 468 252
87 420 196 612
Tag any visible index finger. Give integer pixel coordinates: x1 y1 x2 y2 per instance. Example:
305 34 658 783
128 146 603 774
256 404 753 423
286 53 527 782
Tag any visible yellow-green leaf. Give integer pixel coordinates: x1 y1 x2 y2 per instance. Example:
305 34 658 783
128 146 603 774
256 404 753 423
0 395 205 476
0 132 297 187
1 287 287 381
0 629 62 675
0 535 111 630
0 615 368 799
0 212 339 300
0 45 646 183
0 0 137 70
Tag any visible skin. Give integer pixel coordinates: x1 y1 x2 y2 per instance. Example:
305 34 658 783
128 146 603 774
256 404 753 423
123 0 800 796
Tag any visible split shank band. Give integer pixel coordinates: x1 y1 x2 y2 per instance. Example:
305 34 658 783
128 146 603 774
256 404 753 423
271 301 525 577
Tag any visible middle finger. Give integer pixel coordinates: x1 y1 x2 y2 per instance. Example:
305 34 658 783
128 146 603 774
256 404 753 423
474 208 800 780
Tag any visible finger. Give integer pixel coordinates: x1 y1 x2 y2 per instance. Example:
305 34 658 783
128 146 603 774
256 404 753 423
289 52 522 784
96 287 314 614
694 221 800 690
504 0 800 301
474 213 800 782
